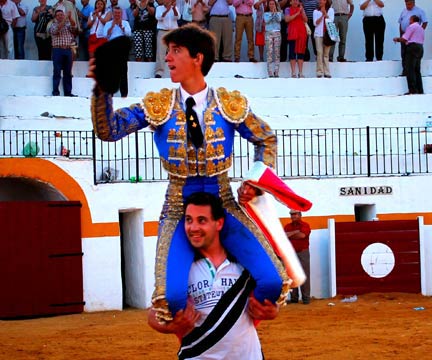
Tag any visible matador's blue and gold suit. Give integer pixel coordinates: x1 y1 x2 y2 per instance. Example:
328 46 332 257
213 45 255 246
91 86 289 322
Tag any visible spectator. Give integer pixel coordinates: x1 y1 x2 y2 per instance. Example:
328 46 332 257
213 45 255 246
103 6 132 97
398 0 427 77
49 8 77 96
87 0 111 60
107 0 127 20
0 0 20 59
52 0 81 33
360 0 385 62
285 0 308 78
148 191 280 358
264 0 282 77
284 209 311 304
303 0 317 61
12 0 28 59
77 0 94 60
208 0 233 62
132 0 156 62
233 0 256 62
31 0 53 60
394 15 424 95
191 0 208 29
126 0 137 60
179 0 193 26
329 0 353 62
125 0 137 31
278 0 289 62
254 0 266 62
313 0 333 78
154 0 179 78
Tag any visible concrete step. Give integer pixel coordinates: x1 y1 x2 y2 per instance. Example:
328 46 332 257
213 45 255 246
2 73 430 98
2 95 431 130
2 59 432 78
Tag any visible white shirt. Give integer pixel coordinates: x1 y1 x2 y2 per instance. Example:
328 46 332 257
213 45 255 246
313 8 335 37
90 10 111 38
180 85 208 129
14 0 28 28
1 0 20 25
155 5 179 30
103 19 132 40
363 0 384 17
186 258 262 360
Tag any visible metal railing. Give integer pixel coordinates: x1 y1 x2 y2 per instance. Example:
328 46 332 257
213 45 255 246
1 127 432 183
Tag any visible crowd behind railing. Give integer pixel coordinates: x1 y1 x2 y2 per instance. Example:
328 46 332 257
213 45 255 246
0 1 428 85
1 126 432 183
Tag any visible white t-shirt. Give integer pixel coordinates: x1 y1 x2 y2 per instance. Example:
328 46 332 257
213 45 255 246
185 258 262 360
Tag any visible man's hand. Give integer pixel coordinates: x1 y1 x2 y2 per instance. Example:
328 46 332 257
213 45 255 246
237 182 262 206
87 57 96 79
148 298 201 338
247 296 279 320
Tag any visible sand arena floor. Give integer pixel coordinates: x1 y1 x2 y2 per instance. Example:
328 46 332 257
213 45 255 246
1 293 431 360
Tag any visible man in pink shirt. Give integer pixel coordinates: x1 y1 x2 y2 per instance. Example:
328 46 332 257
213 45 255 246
394 15 425 95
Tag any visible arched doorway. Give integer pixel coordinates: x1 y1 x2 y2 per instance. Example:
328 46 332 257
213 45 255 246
0 177 84 318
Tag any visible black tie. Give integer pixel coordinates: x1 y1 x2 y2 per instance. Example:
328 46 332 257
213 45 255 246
185 97 203 148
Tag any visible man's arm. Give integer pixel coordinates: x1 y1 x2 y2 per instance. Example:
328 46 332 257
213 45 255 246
148 299 201 338
88 54 150 141
285 229 304 239
236 113 277 168
348 0 354 19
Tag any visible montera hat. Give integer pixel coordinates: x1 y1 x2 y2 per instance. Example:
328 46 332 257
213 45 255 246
94 36 131 94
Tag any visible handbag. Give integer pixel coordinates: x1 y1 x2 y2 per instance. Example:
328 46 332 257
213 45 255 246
324 18 340 42
323 28 335 46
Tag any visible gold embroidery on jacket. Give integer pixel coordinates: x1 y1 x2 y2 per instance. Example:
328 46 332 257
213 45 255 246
215 87 249 123
142 88 175 125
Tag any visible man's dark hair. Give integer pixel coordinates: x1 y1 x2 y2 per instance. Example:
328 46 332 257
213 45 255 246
184 192 225 220
163 24 216 76
411 15 420 23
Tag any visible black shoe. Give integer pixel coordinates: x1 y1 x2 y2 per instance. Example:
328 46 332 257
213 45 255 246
303 299 310 305
155 74 162 78
65 93 77 97
337 57 347 62
249 58 258 63
52 91 60 96
287 299 299 304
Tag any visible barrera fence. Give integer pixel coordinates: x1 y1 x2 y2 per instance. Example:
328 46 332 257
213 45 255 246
1 127 432 184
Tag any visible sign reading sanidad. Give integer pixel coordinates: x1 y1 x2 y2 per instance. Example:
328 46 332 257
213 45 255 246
339 186 393 196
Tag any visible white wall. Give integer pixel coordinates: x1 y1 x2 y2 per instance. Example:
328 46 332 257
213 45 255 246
82 236 123 311
20 0 432 61
52 156 432 308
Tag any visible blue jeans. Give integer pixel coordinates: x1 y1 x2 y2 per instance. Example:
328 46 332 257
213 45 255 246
13 27 26 59
52 47 73 96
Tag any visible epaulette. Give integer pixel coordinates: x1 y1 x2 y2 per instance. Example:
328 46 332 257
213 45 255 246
141 88 175 126
215 87 249 124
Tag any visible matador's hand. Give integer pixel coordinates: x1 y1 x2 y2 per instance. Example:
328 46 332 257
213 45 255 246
237 182 262 206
